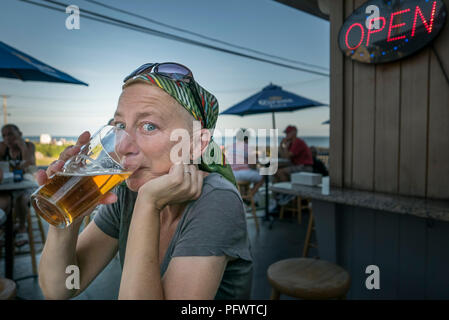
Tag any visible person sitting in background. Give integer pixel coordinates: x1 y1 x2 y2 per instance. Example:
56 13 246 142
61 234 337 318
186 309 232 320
0 168 11 247
0 124 36 246
269 125 313 213
274 125 313 182
310 146 329 177
226 129 264 198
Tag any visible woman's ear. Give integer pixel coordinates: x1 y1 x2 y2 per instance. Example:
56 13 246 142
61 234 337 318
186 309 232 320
200 129 211 155
190 128 211 162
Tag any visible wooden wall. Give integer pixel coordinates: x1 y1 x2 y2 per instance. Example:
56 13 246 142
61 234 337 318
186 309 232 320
314 200 449 299
329 0 449 200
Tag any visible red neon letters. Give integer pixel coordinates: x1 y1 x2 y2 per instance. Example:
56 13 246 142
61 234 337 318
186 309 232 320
387 9 410 42
345 23 365 50
366 17 386 46
344 1 438 49
412 1 437 36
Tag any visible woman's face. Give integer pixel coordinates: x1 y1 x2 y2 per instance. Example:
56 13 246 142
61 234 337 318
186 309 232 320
2 126 21 148
114 83 193 192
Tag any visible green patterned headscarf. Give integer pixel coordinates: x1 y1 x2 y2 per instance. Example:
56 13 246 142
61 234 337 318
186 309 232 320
123 72 236 186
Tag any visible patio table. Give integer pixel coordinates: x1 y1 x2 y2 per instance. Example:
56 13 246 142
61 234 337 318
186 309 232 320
0 180 38 279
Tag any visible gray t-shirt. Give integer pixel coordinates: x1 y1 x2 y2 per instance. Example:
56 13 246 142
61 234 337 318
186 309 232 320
94 172 253 299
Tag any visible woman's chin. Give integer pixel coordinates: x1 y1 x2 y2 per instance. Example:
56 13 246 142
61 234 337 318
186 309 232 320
125 172 157 192
125 177 145 192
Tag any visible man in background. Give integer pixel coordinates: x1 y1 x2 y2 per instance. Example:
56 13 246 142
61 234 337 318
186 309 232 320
310 146 329 177
274 125 313 182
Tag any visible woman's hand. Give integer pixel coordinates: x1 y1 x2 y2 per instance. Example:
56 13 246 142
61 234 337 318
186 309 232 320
12 137 27 153
35 131 117 206
137 163 206 211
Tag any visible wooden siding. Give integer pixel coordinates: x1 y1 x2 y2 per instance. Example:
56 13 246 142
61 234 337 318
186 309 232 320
329 0 449 200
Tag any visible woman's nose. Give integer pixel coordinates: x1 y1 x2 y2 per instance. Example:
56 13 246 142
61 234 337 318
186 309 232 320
116 131 139 157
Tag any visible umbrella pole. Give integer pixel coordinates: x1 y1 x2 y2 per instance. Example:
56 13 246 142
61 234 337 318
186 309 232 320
2 95 8 125
272 112 276 129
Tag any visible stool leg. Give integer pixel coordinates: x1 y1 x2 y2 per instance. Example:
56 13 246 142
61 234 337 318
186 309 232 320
302 211 314 257
83 215 91 228
35 212 46 243
27 210 37 275
297 197 302 224
251 198 259 233
270 288 280 300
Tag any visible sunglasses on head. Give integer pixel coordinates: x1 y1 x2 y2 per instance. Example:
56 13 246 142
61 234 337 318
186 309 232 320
123 62 207 127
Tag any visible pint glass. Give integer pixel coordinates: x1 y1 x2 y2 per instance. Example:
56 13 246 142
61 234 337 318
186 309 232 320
31 125 135 228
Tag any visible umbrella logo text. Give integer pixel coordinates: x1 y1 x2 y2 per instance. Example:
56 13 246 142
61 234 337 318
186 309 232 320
258 97 294 108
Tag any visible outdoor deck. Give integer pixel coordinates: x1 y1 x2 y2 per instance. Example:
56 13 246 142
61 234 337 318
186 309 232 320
0 204 318 300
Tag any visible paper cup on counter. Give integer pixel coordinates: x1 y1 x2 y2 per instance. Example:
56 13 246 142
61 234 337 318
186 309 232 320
322 176 330 195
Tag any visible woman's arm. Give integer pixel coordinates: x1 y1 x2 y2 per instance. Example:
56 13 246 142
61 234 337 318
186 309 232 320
162 256 228 299
39 219 119 299
118 200 163 299
0 142 6 159
118 197 228 299
119 163 221 299
18 141 35 170
37 131 119 299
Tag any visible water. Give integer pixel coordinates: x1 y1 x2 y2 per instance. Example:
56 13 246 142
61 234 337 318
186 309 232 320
216 135 329 149
24 136 77 143
24 135 329 148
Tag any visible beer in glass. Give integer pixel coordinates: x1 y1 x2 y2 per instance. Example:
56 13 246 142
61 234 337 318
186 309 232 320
31 125 135 228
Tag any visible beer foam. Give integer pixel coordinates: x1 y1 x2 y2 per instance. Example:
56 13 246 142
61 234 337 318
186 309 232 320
56 170 131 177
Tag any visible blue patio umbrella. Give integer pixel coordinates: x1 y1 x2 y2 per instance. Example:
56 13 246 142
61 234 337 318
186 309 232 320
0 41 88 124
0 41 88 85
220 83 326 129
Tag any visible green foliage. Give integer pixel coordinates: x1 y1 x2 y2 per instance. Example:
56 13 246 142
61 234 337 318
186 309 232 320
35 143 72 158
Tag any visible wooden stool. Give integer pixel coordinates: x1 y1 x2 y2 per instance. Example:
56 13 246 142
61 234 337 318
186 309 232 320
237 181 259 233
83 215 91 227
0 278 17 300
279 196 310 224
14 206 47 275
303 207 318 257
267 258 351 300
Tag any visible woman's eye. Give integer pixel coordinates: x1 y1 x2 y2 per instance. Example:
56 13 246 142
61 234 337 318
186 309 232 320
142 123 156 132
115 123 126 129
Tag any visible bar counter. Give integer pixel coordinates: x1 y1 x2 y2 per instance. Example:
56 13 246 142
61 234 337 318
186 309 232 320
269 182 449 299
270 182 449 222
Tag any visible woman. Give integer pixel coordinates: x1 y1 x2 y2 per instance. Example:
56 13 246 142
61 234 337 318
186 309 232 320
0 124 36 246
37 62 253 300
226 128 263 198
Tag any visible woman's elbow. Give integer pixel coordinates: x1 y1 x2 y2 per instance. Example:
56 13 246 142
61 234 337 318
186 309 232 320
38 275 79 300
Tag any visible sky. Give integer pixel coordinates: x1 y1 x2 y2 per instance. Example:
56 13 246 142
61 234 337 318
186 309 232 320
0 0 330 137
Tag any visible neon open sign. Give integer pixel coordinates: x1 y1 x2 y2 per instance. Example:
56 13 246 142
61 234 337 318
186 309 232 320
338 0 447 63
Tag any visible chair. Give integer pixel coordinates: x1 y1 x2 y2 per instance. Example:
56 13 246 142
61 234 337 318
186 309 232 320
0 278 16 300
237 181 259 233
279 196 310 224
267 257 351 300
13 206 46 275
